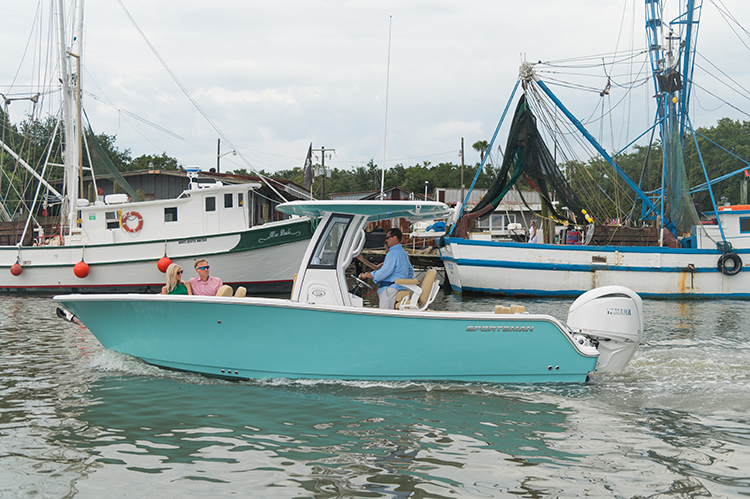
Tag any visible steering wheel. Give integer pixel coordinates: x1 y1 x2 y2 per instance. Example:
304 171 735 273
350 275 373 289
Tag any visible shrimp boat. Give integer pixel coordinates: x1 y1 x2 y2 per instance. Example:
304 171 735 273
0 1 311 294
55 200 644 383
440 0 750 299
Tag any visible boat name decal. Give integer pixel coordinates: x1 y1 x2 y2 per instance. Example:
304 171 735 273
179 238 208 244
466 325 534 332
607 307 631 316
259 228 301 243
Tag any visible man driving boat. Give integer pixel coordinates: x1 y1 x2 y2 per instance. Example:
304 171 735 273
359 227 413 309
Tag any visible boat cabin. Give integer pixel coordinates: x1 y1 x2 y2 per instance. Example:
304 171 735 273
277 200 451 308
692 205 750 250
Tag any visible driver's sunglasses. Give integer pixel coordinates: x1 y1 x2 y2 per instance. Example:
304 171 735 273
198 266 209 270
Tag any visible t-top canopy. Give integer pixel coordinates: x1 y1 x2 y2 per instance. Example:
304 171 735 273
277 200 452 222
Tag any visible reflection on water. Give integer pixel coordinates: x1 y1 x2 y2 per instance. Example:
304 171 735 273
1 295 750 498
61 377 578 497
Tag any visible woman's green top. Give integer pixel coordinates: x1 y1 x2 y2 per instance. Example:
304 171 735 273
169 282 188 295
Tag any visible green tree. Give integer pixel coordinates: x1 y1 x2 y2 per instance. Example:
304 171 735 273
130 152 183 171
684 118 750 207
472 140 489 162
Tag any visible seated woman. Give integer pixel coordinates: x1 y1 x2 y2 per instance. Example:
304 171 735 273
161 263 193 295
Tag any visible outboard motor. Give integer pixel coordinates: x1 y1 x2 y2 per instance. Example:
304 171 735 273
566 286 644 372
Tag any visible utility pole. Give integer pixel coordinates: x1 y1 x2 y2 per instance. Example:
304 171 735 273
217 138 236 173
460 137 465 203
312 146 335 199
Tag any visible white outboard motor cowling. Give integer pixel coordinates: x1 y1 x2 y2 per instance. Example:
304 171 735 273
566 285 644 373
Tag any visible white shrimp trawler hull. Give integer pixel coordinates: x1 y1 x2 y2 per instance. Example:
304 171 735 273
442 205 750 299
1 223 311 293
441 232 749 299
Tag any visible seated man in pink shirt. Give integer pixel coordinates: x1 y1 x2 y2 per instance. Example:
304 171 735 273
188 259 223 296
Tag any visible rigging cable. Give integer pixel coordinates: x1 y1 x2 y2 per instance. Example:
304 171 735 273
114 0 289 203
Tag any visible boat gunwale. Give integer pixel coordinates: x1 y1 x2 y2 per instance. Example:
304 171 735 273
53 292 569 324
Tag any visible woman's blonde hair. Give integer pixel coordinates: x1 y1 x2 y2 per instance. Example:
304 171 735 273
165 263 183 293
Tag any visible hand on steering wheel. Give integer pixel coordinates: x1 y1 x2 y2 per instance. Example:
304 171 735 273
351 275 373 289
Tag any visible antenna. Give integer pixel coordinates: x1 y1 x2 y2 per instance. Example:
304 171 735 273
380 16 392 200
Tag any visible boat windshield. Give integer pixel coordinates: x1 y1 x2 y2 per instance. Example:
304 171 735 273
308 214 353 269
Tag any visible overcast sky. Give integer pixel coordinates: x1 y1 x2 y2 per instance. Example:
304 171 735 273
2 0 749 176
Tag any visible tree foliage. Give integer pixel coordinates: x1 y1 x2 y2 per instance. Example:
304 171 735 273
684 118 750 208
572 118 750 223
269 158 500 199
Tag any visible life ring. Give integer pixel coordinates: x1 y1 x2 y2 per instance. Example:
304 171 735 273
121 211 144 234
717 252 742 276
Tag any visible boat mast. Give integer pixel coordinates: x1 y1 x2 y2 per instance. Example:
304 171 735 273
57 0 83 240
646 0 701 233
679 0 700 139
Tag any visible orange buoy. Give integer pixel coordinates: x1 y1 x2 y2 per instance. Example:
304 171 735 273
74 261 90 278
157 256 172 273
10 263 23 276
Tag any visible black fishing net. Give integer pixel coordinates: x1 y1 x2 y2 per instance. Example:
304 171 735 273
664 116 701 234
464 94 586 226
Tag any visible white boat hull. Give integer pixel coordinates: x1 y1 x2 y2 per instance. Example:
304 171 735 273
440 237 749 298
1 219 312 294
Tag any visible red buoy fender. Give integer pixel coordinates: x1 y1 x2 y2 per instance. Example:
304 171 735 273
10 263 23 276
121 211 144 234
157 256 172 273
74 261 90 278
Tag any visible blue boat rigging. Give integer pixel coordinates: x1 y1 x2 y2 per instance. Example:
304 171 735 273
450 0 747 249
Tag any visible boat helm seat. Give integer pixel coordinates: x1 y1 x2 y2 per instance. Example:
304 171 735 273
234 286 247 298
395 268 440 311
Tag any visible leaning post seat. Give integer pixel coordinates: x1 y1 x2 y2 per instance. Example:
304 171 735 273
395 281 419 307
395 268 439 310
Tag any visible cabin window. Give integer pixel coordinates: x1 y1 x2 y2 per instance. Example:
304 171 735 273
206 197 216 212
105 211 120 230
224 193 233 208
164 207 178 222
238 193 243 206
308 215 353 269
740 217 750 233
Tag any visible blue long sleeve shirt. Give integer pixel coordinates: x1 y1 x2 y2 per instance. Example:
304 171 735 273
372 243 413 293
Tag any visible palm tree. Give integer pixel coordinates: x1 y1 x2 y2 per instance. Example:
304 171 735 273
472 140 489 162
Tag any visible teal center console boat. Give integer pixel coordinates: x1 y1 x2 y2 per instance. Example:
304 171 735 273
55 200 644 383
